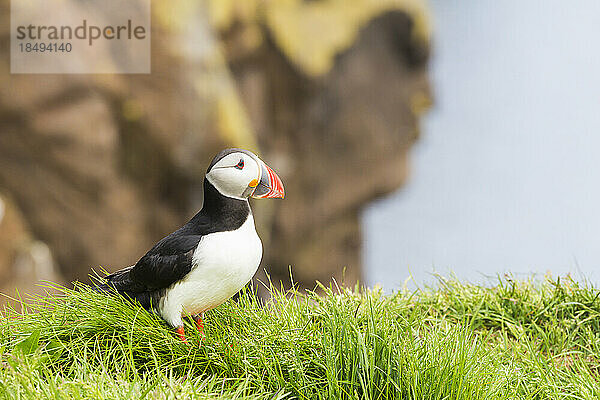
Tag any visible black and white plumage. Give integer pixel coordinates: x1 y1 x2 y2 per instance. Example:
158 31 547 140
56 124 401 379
99 148 284 340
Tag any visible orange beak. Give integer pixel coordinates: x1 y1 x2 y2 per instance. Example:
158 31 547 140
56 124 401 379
251 161 285 199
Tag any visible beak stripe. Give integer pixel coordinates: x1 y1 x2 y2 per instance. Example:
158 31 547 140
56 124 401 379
264 164 285 199
251 160 285 199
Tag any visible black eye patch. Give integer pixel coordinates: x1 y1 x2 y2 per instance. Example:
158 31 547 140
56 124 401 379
235 159 244 170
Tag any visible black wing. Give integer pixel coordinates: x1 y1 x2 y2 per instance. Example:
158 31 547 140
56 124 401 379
105 218 209 293
130 233 202 290
103 179 251 297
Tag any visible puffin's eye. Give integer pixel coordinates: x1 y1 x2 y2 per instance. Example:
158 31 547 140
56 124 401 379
235 159 244 170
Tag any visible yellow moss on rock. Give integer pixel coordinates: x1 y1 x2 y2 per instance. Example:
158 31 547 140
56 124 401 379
215 92 259 152
151 0 259 151
153 0 202 32
151 0 430 150
206 0 260 32
207 0 431 77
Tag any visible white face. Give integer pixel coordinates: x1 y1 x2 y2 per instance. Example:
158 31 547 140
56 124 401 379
206 152 261 199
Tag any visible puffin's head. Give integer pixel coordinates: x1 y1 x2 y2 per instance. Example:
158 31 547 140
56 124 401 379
206 148 285 200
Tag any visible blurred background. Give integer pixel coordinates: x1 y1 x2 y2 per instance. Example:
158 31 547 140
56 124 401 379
0 0 431 302
365 0 600 291
1 0 598 302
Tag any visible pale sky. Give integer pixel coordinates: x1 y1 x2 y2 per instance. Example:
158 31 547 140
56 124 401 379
364 0 600 291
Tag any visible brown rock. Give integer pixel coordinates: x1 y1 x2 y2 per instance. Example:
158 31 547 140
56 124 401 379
0 0 431 295
0 194 62 307
227 10 431 288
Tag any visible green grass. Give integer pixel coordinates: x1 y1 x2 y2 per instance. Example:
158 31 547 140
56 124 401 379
1 275 600 399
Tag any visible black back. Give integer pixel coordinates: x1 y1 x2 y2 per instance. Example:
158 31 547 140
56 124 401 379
102 178 250 309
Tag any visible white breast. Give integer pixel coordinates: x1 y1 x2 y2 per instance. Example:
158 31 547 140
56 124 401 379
158 214 262 327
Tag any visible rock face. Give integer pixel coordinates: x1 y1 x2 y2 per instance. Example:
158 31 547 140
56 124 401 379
209 1 432 289
0 0 431 295
0 195 62 306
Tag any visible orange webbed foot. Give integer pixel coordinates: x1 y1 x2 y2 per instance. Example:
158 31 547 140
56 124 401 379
193 314 205 339
176 326 187 343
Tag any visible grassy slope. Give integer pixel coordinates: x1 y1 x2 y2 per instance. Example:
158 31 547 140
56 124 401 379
1 276 600 399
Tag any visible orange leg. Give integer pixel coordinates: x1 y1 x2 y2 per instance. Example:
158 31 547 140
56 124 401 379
193 313 205 337
176 326 187 343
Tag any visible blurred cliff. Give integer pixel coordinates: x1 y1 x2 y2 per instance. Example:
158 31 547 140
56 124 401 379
0 0 431 299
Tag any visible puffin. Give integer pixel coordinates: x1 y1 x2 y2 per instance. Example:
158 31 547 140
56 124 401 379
99 148 284 342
